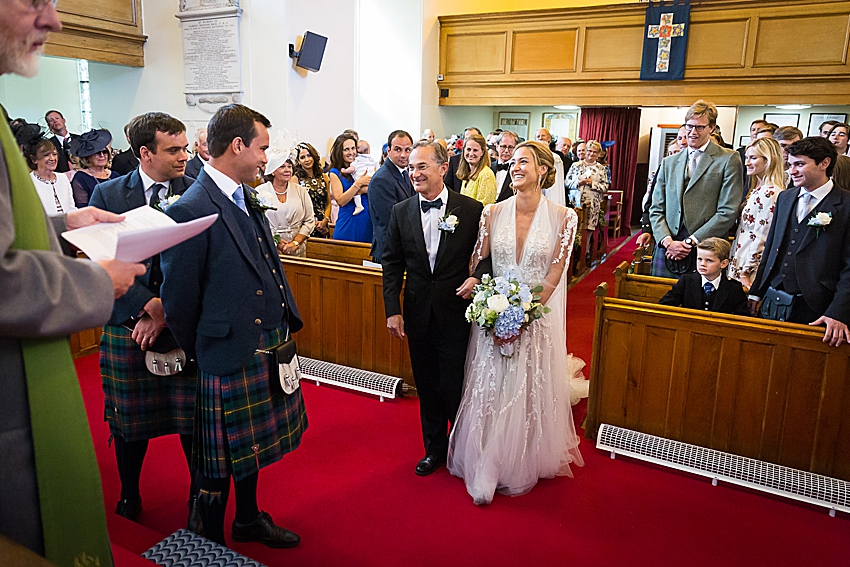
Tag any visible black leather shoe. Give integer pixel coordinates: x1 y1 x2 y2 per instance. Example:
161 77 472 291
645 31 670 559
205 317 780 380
415 454 445 476
231 511 300 548
187 496 204 535
115 497 142 521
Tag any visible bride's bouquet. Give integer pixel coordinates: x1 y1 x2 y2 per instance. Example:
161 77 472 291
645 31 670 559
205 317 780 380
465 271 550 356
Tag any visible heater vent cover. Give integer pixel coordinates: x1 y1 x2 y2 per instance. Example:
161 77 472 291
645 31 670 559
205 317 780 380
300 357 403 401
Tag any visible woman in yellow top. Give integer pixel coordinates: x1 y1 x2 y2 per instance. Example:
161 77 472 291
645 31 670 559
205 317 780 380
458 133 497 205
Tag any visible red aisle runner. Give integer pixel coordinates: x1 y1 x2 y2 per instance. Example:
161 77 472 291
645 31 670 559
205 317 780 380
76 235 850 566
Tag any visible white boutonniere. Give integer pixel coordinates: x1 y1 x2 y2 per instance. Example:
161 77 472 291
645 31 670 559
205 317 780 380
156 194 181 213
250 184 279 212
438 210 459 233
808 211 832 238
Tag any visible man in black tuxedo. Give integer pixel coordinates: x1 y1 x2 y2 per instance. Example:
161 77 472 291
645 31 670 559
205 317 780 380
444 126 481 192
368 129 414 263
44 109 77 173
184 127 209 179
382 141 489 476
749 137 850 346
493 130 519 202
89 112 197 526
111 120 140 176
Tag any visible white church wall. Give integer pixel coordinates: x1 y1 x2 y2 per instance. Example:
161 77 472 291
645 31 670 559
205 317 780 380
0 56 83 132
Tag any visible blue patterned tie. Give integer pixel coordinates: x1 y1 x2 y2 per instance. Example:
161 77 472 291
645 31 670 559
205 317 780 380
233 186 248 214
703 282 715 296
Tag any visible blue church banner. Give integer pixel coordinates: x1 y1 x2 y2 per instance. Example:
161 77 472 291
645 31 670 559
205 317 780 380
640 0 690 81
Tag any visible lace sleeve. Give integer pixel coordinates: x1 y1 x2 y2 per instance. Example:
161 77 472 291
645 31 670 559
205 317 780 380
471 204 492 272
540 208 578 304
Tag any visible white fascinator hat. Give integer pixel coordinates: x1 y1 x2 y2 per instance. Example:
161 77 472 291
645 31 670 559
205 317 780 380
264 130 298 176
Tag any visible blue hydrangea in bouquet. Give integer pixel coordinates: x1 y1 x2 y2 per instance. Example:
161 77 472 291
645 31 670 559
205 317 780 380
464 270 550 356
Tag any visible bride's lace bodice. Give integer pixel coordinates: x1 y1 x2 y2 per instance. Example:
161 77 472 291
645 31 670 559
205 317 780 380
474 197 578 290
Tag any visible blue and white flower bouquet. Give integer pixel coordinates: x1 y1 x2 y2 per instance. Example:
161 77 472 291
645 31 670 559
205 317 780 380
464 270 550 356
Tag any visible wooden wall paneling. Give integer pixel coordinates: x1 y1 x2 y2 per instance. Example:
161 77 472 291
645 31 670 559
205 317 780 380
438 0 850 106
759 344 792 464
678 330 717 449
581 23 644 73
778 347 828 471
685 18 749 70
45 0 146 67
444 32 507 75
726 340 773 459
511 29 578 73
753 13 850 68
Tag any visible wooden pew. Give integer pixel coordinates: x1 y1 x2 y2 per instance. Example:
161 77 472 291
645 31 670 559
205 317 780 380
279 256 413 385
305 238 373 266
70 327 101 359
585 282 850 481
612 260 673 303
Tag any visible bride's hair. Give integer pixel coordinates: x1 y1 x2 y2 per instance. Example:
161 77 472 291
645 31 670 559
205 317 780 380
515 140 556 189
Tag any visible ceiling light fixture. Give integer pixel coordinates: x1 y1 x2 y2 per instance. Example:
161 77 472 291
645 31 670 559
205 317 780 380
774 104 812 110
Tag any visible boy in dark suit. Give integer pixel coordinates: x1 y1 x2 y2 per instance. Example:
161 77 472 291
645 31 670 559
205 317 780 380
659 237 749 315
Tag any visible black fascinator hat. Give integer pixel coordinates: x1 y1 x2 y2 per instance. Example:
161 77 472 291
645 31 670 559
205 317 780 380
69 129 112 158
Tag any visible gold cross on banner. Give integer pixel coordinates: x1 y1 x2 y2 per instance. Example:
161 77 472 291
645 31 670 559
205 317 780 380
647 13 686 73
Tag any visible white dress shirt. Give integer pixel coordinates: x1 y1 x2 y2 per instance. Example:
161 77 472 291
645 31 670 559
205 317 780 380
138 167 170 205
687 140 710 175
701 273 722 292
419 186 448 271
495 163 509 192
204 163 249 214
796 180 833 222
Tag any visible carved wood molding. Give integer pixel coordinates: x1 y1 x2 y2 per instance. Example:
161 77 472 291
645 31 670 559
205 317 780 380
438 0 850 106
45 0 147 67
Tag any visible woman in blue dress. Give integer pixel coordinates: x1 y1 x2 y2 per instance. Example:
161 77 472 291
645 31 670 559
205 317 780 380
329 132 372 243
69 129 120 207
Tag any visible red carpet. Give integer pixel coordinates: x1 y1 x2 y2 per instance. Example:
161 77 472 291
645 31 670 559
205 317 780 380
77 233 850 566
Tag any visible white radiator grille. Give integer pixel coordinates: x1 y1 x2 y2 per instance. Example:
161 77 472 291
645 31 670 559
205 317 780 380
300 357 403 401
597 424 850 515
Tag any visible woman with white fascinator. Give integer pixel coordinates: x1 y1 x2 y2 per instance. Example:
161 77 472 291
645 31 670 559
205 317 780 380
257 131 316 257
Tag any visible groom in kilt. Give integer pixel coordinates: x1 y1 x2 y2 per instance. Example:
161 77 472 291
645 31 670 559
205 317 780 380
88 112 199 527
161 104 307 548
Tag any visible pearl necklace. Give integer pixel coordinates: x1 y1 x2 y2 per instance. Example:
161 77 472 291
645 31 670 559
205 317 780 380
273 185 288 196
34 172 56 183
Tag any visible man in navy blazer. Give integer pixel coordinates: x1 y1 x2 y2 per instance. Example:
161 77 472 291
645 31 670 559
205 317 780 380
368 130 414 262
88 112 198 527
184 127 209 179
161 104 306 548
749 137 850 346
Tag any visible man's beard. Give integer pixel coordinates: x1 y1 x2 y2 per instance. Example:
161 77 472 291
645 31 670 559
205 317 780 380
0 34 45 78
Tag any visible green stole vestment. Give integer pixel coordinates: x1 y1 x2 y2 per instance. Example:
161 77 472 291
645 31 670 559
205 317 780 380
0 117 113 566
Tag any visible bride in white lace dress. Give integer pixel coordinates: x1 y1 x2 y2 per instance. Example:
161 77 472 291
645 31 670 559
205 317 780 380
448 141 586 505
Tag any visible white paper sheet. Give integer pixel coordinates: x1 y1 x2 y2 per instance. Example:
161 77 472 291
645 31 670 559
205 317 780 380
61 206 218 262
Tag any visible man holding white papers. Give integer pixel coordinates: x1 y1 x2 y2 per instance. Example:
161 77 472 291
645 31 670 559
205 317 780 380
88 112 200 530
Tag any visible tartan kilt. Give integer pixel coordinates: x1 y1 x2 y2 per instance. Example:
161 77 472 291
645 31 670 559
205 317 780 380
198 327 308 481
101 325 196 441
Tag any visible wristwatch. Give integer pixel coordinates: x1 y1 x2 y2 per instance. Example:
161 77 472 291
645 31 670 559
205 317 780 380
684 237 696 247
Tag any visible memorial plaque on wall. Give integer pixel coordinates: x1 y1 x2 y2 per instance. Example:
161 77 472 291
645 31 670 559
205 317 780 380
182 17 240 93
177 0 243 112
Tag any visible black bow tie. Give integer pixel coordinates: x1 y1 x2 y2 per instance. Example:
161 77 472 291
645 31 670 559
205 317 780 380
495 162 510 172
420 198 443 213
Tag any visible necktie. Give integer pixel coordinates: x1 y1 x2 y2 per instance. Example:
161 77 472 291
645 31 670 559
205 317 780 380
420 197 443 213
402 169 412 193
703 282 715 295
495 162 510 172
689 150 701 176
149 183 164 208
233 186 248 214
798 192 813 222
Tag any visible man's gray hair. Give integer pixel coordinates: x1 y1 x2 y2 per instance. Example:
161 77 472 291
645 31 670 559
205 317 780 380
498 131 519 145
195 127 207 143
412 140 447 165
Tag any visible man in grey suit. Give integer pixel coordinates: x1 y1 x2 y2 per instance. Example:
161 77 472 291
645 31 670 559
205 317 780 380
650 100 744 278
1 1 145 560
368 129 414 263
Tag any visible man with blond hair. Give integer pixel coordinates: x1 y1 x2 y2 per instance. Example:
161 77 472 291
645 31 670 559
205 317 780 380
649 100 743 278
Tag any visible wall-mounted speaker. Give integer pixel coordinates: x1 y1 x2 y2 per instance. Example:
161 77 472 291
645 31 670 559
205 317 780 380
289 31 328 72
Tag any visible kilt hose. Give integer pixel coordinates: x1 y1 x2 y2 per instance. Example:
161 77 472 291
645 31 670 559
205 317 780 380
198 326 308 481
101 325 196 442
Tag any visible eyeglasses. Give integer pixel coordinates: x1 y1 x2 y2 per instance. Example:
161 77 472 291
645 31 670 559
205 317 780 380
93 149 110 157
30 0 58 10
684 124 710 133
498 144 515 151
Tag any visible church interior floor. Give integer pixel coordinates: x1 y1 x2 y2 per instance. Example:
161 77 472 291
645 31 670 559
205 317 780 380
75 233 849 566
